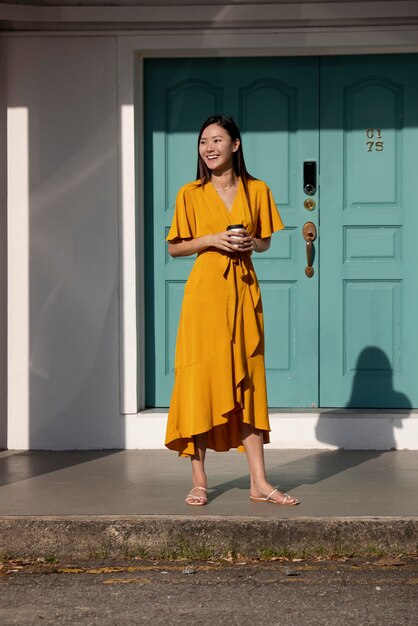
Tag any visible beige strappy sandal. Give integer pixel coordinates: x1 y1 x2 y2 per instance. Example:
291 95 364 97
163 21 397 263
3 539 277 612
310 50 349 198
250 488 299 506
185 487 208 506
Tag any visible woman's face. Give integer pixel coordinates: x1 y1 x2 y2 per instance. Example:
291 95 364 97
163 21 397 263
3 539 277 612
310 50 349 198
198 123 240 174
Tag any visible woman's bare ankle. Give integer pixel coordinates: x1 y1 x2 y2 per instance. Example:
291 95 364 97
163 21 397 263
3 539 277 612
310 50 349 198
191 471 207 490
250 480 277 498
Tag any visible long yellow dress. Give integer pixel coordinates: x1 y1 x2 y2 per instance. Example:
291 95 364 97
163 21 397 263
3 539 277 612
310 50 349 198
165 177 284 457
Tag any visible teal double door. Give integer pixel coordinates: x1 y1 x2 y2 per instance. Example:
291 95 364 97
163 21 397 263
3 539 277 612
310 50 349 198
144 55 418 409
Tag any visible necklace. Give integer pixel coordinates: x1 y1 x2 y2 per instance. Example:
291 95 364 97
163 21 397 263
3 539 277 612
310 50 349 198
212 177 238 192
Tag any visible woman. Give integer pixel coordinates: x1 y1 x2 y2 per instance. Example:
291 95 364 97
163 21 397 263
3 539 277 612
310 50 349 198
165 115 299 507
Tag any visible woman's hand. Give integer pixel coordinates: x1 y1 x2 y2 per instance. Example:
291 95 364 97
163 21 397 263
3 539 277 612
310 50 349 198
232 228 255 252
221 229 271 254
207 230 247 253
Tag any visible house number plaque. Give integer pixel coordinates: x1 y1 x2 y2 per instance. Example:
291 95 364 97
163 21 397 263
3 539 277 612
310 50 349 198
366 128 384 152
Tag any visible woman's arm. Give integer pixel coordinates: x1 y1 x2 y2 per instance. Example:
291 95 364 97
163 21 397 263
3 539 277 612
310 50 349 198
252 237 271 253
168 231 251 257
235 230 271 253
168 237 210 257
168 231 271 257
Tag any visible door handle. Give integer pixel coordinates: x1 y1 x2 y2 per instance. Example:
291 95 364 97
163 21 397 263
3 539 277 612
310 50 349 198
302 221 317 278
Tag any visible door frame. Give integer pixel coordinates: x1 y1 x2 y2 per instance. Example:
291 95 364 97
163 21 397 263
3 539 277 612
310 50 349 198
115 30 418 417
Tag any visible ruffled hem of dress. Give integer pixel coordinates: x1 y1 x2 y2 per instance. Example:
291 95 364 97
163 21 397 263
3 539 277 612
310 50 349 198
165 341 270 457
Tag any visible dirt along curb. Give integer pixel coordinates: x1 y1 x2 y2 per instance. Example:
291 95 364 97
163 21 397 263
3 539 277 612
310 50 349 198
1 516 417 561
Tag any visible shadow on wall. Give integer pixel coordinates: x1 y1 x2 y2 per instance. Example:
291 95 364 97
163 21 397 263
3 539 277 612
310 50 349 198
20 38 125 449
315 346 412 451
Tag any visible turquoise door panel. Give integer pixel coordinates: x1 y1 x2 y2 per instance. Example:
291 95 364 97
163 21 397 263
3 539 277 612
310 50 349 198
320 55 418 408
144 58 319 407
144 62 214 405
233 60 319 408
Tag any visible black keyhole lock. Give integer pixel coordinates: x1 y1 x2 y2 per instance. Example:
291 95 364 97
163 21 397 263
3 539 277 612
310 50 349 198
303 161 317 196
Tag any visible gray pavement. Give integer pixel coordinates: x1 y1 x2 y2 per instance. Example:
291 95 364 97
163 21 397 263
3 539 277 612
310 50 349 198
0 449 417 559
1 558 417 626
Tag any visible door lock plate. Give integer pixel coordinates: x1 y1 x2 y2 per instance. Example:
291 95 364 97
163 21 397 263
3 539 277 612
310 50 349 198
304 199 316 211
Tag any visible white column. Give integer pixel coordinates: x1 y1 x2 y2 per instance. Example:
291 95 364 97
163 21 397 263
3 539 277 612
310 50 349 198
7 107 29 448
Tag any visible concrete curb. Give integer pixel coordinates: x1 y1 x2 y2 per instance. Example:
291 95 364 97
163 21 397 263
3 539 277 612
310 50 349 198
1 516 417 560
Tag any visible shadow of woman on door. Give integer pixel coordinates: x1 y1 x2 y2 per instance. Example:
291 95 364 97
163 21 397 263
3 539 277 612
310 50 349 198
315 346 412 451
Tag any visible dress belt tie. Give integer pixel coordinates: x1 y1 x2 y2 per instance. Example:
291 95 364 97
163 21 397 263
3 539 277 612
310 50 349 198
197 248 262 354
222 253 261 354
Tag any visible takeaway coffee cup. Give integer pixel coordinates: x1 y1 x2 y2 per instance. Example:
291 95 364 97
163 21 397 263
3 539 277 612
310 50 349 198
227 223 245 248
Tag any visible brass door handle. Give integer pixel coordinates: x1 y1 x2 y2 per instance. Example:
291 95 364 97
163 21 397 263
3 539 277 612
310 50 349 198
302 221 317 277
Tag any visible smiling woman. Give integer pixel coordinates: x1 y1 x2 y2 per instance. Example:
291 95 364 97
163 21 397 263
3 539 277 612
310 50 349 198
197 116 254 214
199 127 240 211
165 115 299 508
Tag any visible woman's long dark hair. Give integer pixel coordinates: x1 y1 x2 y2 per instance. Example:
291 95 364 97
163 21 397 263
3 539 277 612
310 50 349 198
196 115 255 204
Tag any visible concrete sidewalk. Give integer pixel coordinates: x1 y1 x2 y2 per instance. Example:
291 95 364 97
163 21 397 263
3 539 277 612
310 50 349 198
0 449 417 559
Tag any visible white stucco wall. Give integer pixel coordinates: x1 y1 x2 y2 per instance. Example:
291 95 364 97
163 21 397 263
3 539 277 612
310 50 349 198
6 36 124 449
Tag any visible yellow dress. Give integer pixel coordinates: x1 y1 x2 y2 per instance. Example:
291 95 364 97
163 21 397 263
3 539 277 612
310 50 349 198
165 177 284 457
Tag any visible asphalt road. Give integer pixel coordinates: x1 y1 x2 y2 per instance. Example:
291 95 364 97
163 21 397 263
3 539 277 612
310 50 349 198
0 557 417 625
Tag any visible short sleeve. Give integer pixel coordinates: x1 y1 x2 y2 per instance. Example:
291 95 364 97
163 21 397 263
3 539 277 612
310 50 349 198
256 184 285 238
166 185 197 241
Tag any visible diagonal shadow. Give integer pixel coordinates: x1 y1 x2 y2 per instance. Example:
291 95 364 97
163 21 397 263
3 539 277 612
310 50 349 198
0 450 120 488
207 449 383 502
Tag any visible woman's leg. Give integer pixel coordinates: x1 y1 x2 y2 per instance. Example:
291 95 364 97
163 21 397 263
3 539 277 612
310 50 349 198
191 432 208 488
241 422 299 504
185 432 208 505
